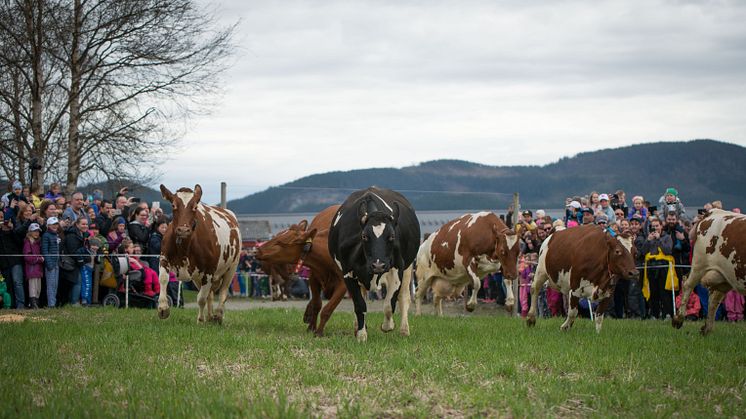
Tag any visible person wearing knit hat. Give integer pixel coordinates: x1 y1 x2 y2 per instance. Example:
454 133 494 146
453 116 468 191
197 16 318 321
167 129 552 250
106 217 128 252
658 187 688 221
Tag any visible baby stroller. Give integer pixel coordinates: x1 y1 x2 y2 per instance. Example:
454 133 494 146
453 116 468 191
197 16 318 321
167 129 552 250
100 254 173 309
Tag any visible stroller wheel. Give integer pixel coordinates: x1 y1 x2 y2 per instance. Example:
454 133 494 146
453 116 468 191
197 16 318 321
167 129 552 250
102 294 120 308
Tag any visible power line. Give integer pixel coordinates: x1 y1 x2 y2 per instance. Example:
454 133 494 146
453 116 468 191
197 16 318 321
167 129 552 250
274 186 514 197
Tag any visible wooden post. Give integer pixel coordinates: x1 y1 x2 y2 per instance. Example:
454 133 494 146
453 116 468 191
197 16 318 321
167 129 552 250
220 182 227 209
512 192 520 316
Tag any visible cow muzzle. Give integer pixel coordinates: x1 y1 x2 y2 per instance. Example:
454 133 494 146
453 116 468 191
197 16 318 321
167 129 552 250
627 269 639 279
175 225 192 240
371 259 387 274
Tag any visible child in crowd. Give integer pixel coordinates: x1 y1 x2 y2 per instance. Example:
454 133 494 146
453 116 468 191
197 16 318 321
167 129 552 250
724 290 744 322
675 290 701 321
628 196 648 221
518 253 537 318
41 217 61 308
22 223 45 309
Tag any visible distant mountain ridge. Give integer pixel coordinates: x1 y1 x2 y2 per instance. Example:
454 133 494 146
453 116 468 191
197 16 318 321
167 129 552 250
225 139 746 213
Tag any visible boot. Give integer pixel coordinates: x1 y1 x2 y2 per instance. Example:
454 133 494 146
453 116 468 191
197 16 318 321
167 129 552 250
30 297 39 309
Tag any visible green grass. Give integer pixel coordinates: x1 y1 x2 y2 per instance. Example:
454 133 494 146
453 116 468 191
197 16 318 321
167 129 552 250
2 307 745 418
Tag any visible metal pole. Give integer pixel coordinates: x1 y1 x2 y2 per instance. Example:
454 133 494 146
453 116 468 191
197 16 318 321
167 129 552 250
220 182 227 209
177 281 182 308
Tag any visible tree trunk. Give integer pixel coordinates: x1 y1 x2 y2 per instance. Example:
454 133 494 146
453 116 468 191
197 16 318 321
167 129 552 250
65 0 81 196
29 0 45 194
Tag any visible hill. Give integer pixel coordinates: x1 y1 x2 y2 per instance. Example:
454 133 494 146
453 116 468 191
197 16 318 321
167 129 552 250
227 139 746 213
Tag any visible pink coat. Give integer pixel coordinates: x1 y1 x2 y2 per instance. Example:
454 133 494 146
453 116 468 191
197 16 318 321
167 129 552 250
23 238 44 280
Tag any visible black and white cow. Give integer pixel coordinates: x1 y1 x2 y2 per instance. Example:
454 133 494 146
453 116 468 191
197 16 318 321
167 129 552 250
328 187 420 342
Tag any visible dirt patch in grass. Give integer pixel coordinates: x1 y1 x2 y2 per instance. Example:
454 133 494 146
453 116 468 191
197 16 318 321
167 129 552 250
0 314 26 323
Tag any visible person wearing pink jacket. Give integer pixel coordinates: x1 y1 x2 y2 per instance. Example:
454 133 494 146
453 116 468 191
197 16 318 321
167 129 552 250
23 223 44 309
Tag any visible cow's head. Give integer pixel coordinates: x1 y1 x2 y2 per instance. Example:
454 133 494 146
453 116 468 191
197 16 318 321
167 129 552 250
491 225 520 280
256 220 317 264
358 198 401 275
605 231 639 283
160 184 202 242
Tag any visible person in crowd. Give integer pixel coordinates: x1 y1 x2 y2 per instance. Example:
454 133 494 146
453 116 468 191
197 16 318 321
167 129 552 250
515 210 537 236
23 186 42 209
581 208 595 225
724 290 744 322
126 242 160 298
23 223 45 309
711 200 723 210
625 214 646 318
107 217 127 252
0 210 25 308
589 191 601 214
595 214 616 237
613 208 625 224
148 217 168 271
597 194 616 223
658 187 687 221
95 200 115 237
44 183 63 200
663 212 691 282
628 195 648 221
518 252 538 318
552 219 566 231
3 181 27 221
0 274 11 309
39 200 60 228
612 189 629 217
534 210 546 228
127 207 150 254
675 290 701 321
41 217 61 308
618 218 631 234
520 229 540 254
61 192 90 226
80 237 101 305
642 217 674 320
62 217 90 306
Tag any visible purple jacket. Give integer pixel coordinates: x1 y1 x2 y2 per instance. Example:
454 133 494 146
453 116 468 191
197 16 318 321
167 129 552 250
23 238 44 279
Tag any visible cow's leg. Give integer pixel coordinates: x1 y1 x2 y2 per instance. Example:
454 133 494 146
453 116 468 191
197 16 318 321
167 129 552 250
434 295 444 316
398 266 412 336
381 272 401 333
465 262 481 312
157 266 171 319
304 275 322 331
414 271 434 316
701 287 726 336
316 281 346 337
195 281 211 323
503 277 516 313
207 288 215 321
593 296 613 334
527 269 550 327
344 276 368 342
212 270 234 325
673 267 705 329
560 293 580 331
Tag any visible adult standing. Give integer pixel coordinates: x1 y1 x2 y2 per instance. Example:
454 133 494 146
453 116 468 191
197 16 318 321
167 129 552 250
61 192 91 226
41 217 61 308
62 217 90 306
127 207 150 254
0 211 25 308
95 199 115 236
642 217 673 319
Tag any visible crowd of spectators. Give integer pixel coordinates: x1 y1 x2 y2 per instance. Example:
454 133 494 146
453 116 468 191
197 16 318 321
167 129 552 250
0 180 175 309
486 187 744 322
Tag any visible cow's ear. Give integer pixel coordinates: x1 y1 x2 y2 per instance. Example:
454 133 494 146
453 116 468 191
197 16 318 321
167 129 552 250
298 220 308 231
303 228 318 241
391 202 400 224
160 184 174 202
193 184 203 204
358 201 368 225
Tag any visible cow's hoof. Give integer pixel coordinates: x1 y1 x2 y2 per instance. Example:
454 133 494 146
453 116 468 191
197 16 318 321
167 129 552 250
700 324 711 336
400 325 410 337
560 324 571 332
158 307 170 320
504 304 514 313
381 319 395 333
671 316 684 329
314 330 324 338
526 316 536 327
465 303 476 312
211 315 223 325
356 327 368 342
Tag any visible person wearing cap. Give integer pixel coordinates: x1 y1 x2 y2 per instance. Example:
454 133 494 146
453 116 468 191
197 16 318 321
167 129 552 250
41 217 61 307
581 207 595 225
23 223 45 309
658 187 687 221
515 210 537 236
595 214 617 237
3 180 29 221
597 194 617 224
565 200 582 228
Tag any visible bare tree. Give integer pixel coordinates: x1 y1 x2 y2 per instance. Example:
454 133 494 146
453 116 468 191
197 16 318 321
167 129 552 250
0 0 235 194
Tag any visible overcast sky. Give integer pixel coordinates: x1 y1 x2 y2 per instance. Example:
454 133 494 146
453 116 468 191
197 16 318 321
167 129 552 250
160 0 746 204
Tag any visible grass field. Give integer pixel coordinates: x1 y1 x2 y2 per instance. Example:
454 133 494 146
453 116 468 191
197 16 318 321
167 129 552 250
2 305 745 418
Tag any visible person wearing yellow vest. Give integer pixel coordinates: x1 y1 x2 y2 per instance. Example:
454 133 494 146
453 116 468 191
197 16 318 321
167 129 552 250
642 217 674 320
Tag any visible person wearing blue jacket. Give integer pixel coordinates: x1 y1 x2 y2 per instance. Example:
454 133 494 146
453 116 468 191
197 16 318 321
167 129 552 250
41 217 62 308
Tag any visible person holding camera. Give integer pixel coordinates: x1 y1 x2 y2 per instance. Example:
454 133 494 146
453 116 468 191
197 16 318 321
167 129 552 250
610 189 629 218
642 217 674 320
663 212 690 279
515 210 537 237
597 194 616 224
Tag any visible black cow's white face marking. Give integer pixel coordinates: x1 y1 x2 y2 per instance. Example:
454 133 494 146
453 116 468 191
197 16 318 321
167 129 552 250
362 218 397 275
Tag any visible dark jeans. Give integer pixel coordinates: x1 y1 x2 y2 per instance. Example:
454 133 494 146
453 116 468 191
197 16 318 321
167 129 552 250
612 279 630 318
2 265 24 308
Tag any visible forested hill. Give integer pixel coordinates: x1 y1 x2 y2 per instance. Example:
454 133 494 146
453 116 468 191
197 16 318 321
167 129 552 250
227 139 746 214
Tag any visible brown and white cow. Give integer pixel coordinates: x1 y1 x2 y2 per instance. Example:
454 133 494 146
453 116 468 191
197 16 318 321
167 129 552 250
673 209 746 335
256 205 347 336
157 185 241 324
414 212 520 316
526 225 638 333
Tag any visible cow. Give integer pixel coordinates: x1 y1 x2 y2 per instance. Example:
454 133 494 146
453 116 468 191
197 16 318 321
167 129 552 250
328 187 420 342
157 184 241 324
414 212 520 316
526 225 638 333
256 205 347 336
672 209 746 335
